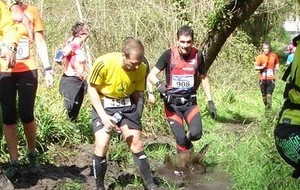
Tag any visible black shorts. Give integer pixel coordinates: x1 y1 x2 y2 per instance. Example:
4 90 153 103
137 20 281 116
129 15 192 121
259 79 275 95
0 70 38 124
92 103 142 133
274 123 300 169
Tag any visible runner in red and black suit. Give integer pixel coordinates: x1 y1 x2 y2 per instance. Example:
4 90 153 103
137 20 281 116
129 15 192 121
147 25 216 153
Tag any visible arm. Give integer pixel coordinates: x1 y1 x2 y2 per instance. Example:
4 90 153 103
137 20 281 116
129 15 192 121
200 74 213 101
200 74 217 118
147 67 162 87
275 55 280 70
136 91 145 117
146 79 155 103
254 55 265 70
146 66 159 103
147 66 168 96
35 31 53 87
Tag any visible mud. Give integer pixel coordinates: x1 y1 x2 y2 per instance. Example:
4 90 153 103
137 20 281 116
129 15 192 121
0 131 238 190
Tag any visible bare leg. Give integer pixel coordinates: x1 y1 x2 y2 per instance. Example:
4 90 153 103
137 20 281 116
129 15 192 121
122 125 155 189
3 124 18 161
23 120 37 153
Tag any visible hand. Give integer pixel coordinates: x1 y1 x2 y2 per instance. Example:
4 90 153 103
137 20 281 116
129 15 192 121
100 113 116 133
6 50 16 68
45 70 54 88
147 92 155 103
207 100 217 119
156 81 167 94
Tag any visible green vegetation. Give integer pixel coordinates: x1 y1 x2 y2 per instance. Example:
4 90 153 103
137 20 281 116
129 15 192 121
1 0 300 189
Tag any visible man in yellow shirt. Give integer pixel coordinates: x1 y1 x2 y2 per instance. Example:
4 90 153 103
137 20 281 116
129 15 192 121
88 38 158 190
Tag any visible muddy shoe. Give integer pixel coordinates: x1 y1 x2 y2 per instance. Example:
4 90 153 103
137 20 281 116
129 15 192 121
4 160 20 179
28 152 40 175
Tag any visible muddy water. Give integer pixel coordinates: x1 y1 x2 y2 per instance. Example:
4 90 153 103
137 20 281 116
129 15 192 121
156 165 232 190
155 150 232 190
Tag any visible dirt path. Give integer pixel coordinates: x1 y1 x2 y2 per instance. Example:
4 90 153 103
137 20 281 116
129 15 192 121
0 123 246 190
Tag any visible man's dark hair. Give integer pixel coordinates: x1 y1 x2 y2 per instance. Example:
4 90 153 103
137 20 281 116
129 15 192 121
177 25 194 40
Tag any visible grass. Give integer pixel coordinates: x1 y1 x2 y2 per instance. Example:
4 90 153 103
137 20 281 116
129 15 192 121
0 1 298 189
0 63 298 189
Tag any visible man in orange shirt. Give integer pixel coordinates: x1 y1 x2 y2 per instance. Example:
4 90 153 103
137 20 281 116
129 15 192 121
255 42 279 110
0 0 53 180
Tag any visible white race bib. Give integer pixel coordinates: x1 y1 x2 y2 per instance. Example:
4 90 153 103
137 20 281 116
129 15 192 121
103 97 131 108
16 38 30 60
172 75 194 89
262 69 274 77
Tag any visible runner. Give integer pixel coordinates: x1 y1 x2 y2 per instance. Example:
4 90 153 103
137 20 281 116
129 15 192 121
88 38 158 190
58 22 89 121
0 0 53 179
254 42 279 110
147 25 216 153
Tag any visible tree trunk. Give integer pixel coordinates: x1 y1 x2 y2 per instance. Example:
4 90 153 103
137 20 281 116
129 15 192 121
202 0 264 71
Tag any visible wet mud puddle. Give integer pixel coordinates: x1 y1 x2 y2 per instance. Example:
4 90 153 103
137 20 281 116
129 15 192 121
155 145 232 190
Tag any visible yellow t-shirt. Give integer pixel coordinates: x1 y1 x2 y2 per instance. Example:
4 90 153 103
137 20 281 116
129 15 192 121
0 1 19 49
88 52 146 99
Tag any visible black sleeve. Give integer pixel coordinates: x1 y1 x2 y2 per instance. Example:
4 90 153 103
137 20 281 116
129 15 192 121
143 56 150 75
197 51 206 74
155 49 171 71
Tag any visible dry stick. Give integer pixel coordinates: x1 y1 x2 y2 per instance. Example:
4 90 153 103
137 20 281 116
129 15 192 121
74 0 93 67
39 0 44 17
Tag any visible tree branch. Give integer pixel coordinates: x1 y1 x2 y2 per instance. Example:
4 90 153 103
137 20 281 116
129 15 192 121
201 0 264 71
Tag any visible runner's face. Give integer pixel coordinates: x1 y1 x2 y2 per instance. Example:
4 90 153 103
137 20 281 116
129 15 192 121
81 24 90 41
262 45 270 55
122 53 142 71
177 35 193 55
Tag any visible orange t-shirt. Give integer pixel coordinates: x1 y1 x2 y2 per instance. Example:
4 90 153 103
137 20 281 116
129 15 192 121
2 4 44 73
255 52 279 80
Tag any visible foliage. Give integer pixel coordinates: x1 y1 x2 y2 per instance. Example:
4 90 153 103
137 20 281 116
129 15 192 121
54 179 83 190
240 0 293 47
0 0 299 189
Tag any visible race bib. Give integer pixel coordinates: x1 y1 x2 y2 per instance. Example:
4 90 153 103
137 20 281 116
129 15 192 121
103 97 131 108
172 75 194 89
262 69 274 77
16 38 30 60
